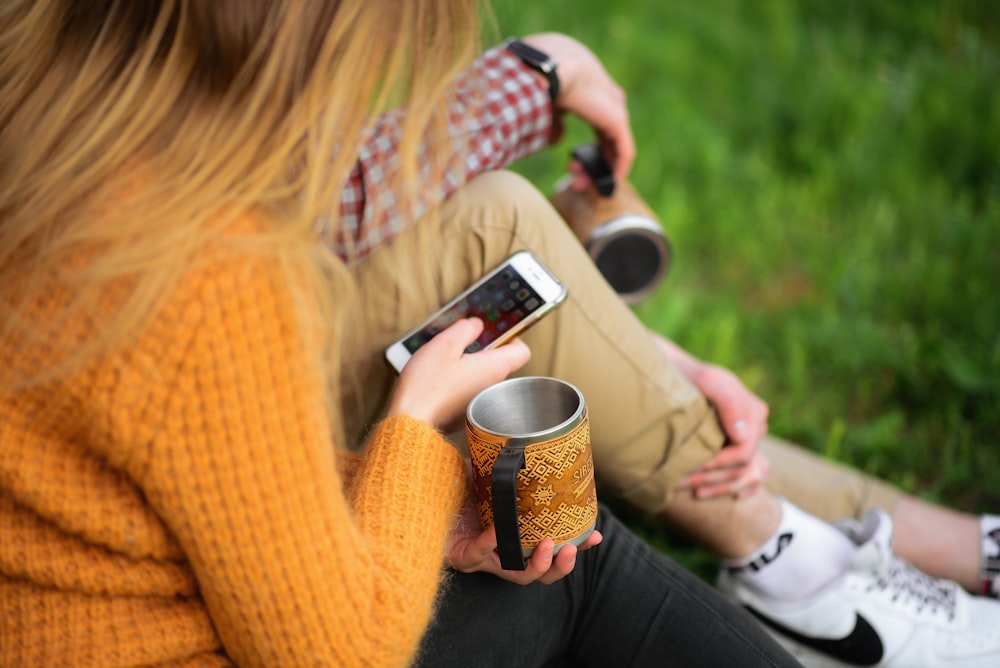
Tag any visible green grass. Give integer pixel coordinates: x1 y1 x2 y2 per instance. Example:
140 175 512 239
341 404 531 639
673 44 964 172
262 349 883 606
489 0 1000 567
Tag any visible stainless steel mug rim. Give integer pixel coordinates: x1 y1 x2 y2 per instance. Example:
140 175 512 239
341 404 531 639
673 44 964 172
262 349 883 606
466 376 585 441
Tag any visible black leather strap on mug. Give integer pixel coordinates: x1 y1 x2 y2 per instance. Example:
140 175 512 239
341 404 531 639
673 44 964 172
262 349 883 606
571 143 616 197
491 441 528 571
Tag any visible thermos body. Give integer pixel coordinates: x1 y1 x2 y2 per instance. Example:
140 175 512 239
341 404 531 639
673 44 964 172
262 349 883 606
551 146 671 304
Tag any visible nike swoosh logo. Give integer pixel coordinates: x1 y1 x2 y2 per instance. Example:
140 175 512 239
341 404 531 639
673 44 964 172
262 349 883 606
746 606 885 666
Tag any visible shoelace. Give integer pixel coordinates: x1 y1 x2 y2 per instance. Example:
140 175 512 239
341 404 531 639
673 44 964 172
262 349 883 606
869 555 958 621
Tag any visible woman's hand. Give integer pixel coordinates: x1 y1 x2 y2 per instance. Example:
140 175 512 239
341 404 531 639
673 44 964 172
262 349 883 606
521 33 635 187
445 486 603 585
386 318 530 432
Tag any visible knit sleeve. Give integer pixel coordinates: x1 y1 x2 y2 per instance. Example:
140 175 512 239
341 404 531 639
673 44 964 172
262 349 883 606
132 251 467 667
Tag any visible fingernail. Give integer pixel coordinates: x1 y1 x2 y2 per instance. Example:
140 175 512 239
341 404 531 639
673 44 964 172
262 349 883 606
731 420 748 437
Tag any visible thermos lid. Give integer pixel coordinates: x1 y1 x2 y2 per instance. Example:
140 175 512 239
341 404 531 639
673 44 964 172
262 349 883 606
587 215 671 304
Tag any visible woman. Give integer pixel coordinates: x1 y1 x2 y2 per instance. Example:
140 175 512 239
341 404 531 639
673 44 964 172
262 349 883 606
0 2 799 666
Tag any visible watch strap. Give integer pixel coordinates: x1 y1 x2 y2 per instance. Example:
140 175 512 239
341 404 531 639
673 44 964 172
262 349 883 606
504 38 560 103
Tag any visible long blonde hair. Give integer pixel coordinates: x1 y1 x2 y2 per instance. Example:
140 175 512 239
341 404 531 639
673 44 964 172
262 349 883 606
0 0 482 414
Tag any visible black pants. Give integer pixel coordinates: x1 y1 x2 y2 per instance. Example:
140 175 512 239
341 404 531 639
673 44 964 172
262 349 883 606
415 506 800 667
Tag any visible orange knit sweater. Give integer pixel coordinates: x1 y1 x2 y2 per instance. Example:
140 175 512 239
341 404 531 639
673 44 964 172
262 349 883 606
0 242 467 666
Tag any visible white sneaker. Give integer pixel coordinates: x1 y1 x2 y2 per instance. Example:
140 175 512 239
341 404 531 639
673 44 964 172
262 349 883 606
717 509 1000 667
980 514 1000 599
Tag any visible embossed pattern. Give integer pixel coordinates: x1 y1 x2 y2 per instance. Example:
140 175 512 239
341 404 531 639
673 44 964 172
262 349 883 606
468 418 598 553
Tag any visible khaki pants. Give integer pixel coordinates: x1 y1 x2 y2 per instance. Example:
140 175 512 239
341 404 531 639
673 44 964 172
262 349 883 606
342 171 902 521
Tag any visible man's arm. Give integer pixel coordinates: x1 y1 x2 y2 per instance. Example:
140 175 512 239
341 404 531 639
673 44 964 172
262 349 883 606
326 33 635 264
327 44 553 263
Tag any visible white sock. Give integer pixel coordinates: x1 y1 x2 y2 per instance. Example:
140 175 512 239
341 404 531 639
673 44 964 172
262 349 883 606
980 514 1000 598
722 498 856 601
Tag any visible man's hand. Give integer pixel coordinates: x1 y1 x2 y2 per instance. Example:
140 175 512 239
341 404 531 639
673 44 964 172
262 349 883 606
651 333 770 499
521 33 635 186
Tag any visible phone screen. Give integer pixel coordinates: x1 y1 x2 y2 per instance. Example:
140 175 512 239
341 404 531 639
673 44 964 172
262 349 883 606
401 265 546 355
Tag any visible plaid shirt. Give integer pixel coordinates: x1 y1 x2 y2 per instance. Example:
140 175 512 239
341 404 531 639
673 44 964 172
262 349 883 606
324 45 554 263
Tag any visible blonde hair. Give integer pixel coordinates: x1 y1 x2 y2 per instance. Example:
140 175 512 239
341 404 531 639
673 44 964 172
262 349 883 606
0 0 482 419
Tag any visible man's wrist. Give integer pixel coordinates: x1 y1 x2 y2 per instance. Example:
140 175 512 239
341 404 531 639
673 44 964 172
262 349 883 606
504 38 560 103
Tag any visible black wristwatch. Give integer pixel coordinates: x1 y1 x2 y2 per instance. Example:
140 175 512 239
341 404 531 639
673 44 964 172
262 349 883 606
504 38 560 103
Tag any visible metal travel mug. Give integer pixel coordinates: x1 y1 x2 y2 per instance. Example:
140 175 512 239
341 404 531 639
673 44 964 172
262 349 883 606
466 376 598 571
551 143 672 304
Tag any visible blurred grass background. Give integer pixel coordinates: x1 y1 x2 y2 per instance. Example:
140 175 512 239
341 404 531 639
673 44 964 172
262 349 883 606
489 0 1000 571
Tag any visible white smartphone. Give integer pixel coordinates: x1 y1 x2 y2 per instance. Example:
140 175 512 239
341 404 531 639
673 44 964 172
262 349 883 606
384 251 568 373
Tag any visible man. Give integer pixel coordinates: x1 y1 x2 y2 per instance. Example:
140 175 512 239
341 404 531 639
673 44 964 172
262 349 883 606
329 32 1000 666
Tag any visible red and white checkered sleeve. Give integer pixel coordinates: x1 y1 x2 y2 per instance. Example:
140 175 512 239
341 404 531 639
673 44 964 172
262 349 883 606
323 45 554 263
